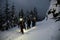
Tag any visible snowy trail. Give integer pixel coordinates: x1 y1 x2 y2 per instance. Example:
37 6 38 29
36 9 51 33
12 19 60 40
0 18 60 40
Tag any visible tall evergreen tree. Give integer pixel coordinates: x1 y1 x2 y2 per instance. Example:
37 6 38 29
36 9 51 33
11 3 17 27
3 0 10 30
11 3 15 17
30 10 34 16
19 9 24 19
29 10 34 20
0 8 2 30
33 7 38 20
19 10 21 18
18 9 24 22
26 11 29 16
20 9 24 17
5 0 9 21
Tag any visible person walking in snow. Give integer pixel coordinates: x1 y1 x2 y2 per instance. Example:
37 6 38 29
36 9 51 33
19 16 24 34
32 16 36 27
26 16 31 29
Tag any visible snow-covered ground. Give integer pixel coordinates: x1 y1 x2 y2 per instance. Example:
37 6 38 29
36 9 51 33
0 0 60 40
0 18 60 40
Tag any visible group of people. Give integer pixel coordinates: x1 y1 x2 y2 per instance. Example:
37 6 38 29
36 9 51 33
18 16 36 34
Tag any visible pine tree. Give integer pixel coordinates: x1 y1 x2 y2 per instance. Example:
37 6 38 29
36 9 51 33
18 9 24 21
30 10 34 16
3 0 10 30
11 3 17 27
11 3 15 17
0 8 2 30
26 11 29 16
11 3 16 20
33 7 38 21
20 9 24 17
5 0 9 21
19 9 24 18
29 10 34 20
19 10 20 18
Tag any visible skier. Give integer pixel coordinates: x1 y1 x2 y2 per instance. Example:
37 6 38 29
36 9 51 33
32 16 36 27
19 16 24 34
26 16 31 29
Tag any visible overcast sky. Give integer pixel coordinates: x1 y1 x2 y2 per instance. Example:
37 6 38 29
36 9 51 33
0 0 50 18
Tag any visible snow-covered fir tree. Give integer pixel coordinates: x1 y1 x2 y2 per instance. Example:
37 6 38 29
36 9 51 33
5 0 10 21
11 3 18 27
33 7 38 21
